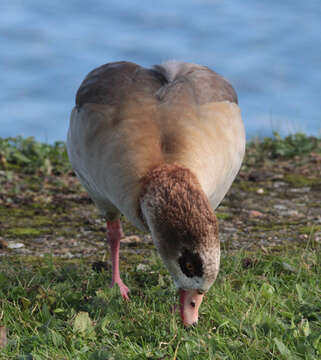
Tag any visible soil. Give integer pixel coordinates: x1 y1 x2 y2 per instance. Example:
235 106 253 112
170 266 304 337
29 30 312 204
0 149 320 261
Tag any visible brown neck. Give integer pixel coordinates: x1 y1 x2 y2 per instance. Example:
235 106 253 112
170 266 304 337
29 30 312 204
139 163 218 251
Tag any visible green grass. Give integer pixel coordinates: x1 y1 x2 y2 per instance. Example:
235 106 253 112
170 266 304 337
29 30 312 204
244 132 321 167
0 134 321 359
0 133 320 176
0 136 70 175
257 132 320 158
1 248 320 359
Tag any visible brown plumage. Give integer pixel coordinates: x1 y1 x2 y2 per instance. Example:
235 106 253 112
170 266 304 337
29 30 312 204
140 164 218 250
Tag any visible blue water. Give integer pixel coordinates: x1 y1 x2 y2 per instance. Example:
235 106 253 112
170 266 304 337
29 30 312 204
1 0 321 142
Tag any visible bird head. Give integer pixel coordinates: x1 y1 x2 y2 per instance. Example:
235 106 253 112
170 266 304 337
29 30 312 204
140 164 220 326
151 225 220 326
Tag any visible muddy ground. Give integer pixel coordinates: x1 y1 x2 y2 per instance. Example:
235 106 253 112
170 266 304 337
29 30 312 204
0 143 320 261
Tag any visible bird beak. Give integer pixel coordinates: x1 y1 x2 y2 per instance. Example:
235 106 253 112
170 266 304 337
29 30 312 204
179 289 204 326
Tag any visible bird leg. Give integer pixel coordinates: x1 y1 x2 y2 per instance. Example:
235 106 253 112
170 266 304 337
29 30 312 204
106 219 130 300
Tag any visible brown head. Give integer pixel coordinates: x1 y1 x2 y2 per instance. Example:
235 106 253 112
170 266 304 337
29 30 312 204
139 164 220 326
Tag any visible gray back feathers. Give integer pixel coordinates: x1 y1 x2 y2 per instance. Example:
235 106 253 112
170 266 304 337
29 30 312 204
153 61 238 105
75 60 238 109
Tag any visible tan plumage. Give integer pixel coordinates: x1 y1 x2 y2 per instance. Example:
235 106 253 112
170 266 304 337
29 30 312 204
67 60 245 325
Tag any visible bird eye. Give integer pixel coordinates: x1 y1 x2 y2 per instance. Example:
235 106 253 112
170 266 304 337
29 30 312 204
190 300 196 308
186 262 194 273
178 249 203 278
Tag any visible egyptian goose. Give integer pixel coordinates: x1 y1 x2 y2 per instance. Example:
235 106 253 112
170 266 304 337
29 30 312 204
67 61 245 326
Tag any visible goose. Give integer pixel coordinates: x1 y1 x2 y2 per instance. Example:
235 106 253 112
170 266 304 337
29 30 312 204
67 61 245 326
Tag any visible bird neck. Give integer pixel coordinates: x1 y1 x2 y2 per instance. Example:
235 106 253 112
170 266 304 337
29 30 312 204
139 163 218 248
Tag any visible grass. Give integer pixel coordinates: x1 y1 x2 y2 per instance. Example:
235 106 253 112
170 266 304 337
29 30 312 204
0 133 320 176
244 132 321 167
0 136 70 175
0 247 320 359
0 133 321 359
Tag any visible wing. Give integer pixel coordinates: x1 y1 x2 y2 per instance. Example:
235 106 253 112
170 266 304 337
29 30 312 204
151 61 245 209
67 62 166 229
67 60 245 230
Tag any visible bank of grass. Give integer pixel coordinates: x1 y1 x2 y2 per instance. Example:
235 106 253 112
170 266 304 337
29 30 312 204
0 132 320 175
0 133 321 359
0 246 320 359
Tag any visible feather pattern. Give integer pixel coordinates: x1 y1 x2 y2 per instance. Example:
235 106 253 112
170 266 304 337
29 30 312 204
67 61 245 226
67 60 245 325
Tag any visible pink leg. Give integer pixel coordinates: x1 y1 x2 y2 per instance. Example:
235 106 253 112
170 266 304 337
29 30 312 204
107 219 130 300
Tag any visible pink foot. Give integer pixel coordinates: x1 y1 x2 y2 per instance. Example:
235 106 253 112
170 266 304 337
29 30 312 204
107 219 130 301
110 279 130 301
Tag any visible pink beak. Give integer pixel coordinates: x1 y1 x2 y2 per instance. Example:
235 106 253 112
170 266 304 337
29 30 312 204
179 289 205 326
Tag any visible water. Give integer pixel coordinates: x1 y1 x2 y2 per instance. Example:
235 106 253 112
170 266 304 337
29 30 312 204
1 0 321 142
